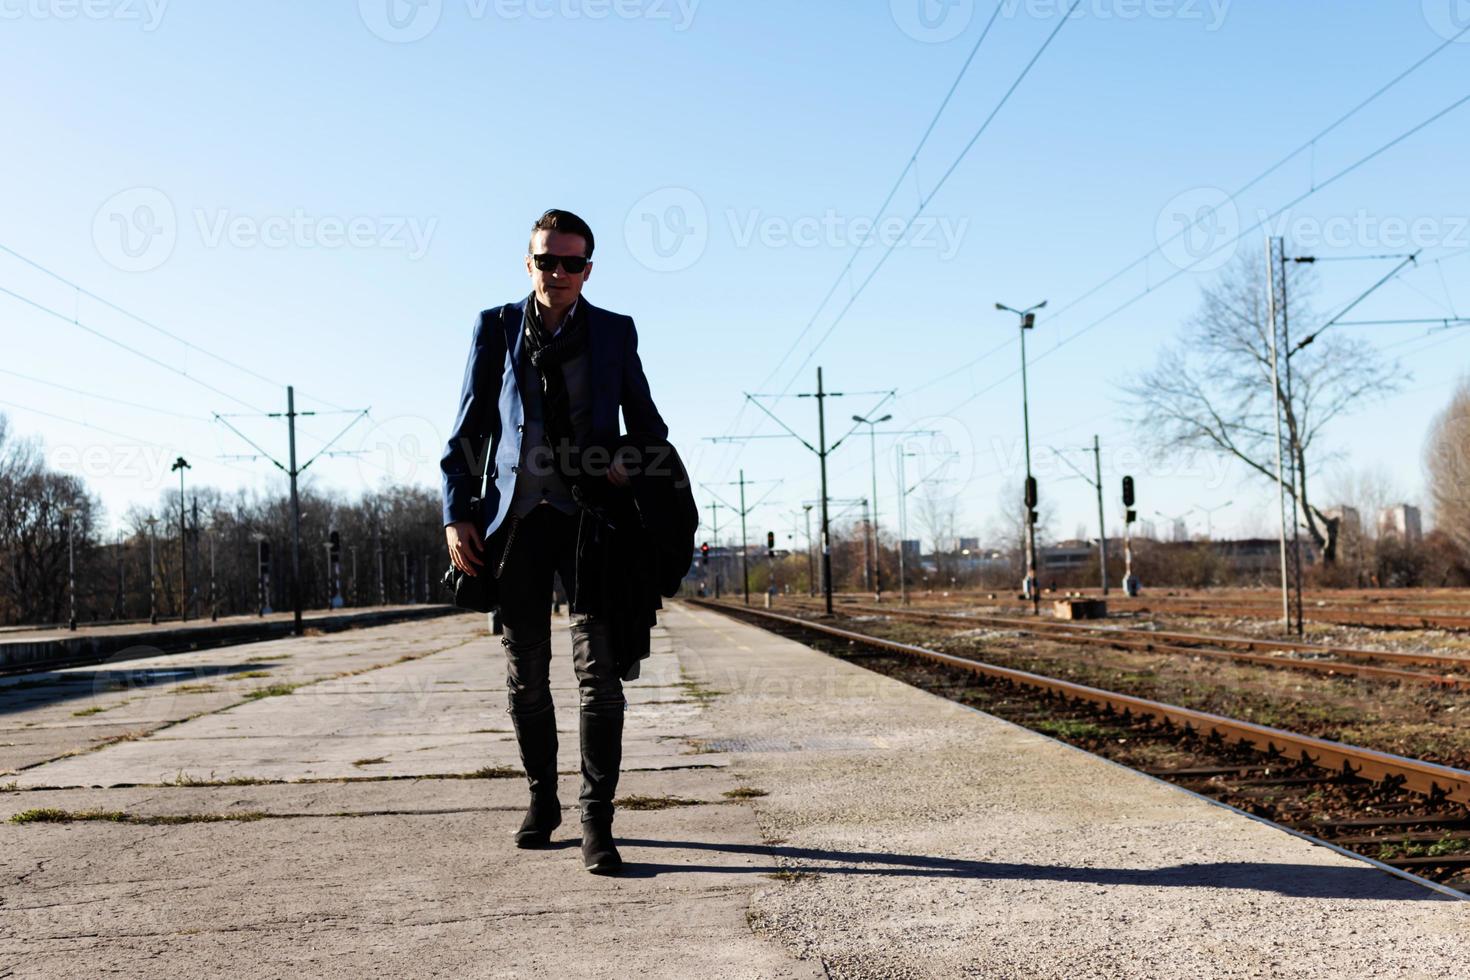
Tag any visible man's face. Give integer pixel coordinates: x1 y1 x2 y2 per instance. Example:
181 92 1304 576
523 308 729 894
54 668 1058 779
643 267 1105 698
526 229 592 309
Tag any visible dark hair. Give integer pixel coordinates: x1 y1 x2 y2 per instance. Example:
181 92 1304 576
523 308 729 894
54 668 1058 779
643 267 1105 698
529 209 595 259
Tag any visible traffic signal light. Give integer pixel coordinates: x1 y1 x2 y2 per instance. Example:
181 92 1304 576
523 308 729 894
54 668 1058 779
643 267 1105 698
1021 311 1036 330
766 531 775 555
1024 475 1038 509
700 542 709 566
329 530 341 557
1122 475 1135 507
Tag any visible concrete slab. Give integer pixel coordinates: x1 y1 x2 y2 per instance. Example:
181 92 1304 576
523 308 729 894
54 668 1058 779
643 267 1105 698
0 604 812 979
4 598 1466 978
669 601 1470 979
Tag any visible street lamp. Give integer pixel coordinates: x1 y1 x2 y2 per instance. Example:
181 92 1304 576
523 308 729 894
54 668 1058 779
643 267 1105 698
171 456 191 621
996 299 1047 615
851 412 892 601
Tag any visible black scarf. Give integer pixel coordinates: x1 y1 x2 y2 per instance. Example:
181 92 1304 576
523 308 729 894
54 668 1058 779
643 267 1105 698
523 297 592 500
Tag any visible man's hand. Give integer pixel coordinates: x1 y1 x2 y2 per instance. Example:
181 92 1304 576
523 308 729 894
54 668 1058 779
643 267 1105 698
446 521 485 576
608 457 630 488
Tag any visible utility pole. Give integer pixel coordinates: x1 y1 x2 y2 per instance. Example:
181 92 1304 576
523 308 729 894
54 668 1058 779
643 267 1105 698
859 497 872 593
63 505 77 630
171 457 190 621
1272 237 1305 636
997 300 1047 615
1265 237 1293 633
375 514 386 606
1050 441 1113 596
714 370 894 616
208 532 217 621
286 390 302 631
1092 436 1108 595
145 515 159 624
739 469 750 605
803 504 815 597
896 448 909 607
706 500 724 599
214 389 368 635
852 412 892 601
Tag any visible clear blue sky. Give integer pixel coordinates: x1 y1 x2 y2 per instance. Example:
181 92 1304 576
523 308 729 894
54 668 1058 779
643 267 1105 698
3 1 1468 550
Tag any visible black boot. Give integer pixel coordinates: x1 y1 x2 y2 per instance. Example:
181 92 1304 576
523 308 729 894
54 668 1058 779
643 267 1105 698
507 640 561 848
515 791 562 849
581 818 622 874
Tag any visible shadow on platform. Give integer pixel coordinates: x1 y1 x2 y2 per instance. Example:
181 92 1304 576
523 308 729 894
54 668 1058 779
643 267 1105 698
617 838 1448 901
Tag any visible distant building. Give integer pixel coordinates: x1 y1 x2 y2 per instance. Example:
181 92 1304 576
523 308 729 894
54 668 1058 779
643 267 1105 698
1379 505 1422 543
1040 541 1094 573
958 536 981 553
1324 505 1361 537
901 539 922 561
1378 504 1423 545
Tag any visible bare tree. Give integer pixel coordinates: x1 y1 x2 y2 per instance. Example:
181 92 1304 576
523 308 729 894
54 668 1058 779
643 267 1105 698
1425 377 1470 559
1121 248 1408 564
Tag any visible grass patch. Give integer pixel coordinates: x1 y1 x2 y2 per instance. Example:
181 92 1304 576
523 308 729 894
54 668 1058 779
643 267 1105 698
237 671 273 679
352 757 388 767
10 807 268 826
1032 719 1108 740
722 787 768 800
763 868 814 883
71 703 124 717
614 794 707 811
175 683 220 694
1 780 20 792
680 738 723 755
463 765 519 779
242 683 299 700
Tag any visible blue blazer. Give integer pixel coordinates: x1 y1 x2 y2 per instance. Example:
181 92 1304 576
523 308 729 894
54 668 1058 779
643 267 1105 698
440 296 668 537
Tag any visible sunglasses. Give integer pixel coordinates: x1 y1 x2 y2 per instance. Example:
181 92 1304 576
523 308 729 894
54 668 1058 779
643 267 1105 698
531 252 590 274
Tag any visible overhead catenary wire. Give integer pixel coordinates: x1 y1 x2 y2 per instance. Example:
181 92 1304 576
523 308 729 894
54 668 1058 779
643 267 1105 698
707 2 1073 486
939 85 1470 418
0 240 351 412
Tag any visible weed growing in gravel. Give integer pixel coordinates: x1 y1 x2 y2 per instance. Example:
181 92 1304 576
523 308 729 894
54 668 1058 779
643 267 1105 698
243 683 299 700
352 757 388 767
723 787 769 799
614 795 707 810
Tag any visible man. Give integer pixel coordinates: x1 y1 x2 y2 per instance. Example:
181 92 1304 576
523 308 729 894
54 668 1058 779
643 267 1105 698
441 209 668 875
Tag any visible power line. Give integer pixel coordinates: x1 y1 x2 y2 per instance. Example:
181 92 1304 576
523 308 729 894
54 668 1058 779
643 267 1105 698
1035 21 1470 334
936 84 1470 419
756 0 1006 391
0 241 351 412
707 3 1074 486
0 394 256 477
1 282 269 414
781 0 1084 391
0 367 212 421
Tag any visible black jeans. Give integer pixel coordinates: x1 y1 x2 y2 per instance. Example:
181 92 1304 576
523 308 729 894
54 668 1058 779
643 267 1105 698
497 503 625 824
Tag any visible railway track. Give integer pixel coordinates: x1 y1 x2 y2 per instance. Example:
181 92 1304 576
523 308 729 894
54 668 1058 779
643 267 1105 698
823 589 1470 632
691 598 1470 888
774 598 1470 689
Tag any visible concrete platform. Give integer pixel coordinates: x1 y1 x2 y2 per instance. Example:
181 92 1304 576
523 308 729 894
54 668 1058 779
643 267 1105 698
0 604 462 673
1 601 1466 978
